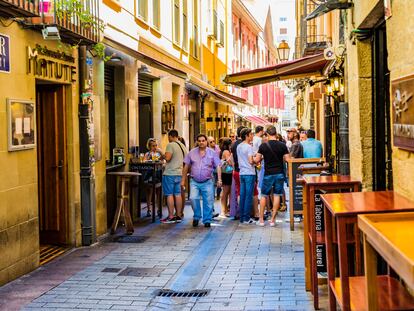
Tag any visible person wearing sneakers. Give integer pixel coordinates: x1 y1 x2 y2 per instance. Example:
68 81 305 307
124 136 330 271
181 134 222 228
254 126 291 226
237 128 256 225
160 129 187 224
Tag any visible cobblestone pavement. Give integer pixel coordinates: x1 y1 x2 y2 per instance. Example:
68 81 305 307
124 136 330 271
2 200 328 311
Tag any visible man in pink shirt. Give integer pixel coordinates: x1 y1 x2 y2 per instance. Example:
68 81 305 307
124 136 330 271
181 134 222 228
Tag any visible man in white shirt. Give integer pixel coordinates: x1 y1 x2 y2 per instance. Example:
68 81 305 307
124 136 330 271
236 128 256 225
252 126 264 154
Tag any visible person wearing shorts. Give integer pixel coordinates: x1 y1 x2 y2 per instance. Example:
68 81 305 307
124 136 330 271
254 126 291 226
161 129 187 224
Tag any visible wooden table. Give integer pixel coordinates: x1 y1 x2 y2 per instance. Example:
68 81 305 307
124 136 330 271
286 158 324 231
107 171 141 234
321 191 414 311
129 160 163 223
303 175 360 310
358 212 414 311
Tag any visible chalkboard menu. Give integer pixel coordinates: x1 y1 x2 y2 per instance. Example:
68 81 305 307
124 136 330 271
292 162 304 212
291 163 320 211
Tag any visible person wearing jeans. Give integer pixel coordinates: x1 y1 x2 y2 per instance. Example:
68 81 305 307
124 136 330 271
254 126 291 226
189 179 215 225
181 134 222 228
236 128 256 224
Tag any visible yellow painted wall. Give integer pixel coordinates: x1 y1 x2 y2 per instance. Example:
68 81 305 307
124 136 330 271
386 0 414 197
0 23 81 284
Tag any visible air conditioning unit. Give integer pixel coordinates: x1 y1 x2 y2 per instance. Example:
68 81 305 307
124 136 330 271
42 26 61 40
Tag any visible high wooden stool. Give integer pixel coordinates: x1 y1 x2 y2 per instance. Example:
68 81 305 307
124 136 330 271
108 172 141 235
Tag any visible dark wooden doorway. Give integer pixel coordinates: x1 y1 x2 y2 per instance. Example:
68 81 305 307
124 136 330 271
138 96 153 153
372 22 393 190
36 84 68 245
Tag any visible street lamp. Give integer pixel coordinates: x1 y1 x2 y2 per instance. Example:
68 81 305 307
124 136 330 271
277 40 290 62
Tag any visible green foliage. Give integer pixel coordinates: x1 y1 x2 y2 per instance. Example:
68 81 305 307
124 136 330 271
54 0 111 61
55 0 105 33
92 42 112 62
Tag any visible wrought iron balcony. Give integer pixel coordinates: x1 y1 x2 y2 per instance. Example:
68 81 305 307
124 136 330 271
28 0 101 44
295 35 331 59
0 0 40 17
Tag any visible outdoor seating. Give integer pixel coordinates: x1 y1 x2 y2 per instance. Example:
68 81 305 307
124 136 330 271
321 191 414 311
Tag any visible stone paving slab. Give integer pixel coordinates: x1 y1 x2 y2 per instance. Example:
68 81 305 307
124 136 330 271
2 200 328 311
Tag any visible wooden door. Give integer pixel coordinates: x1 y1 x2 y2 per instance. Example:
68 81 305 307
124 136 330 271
36 85 68 245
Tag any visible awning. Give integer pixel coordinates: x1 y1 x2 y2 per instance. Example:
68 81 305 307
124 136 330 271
306 1 353 21
224 53 330 88
233 110 272 126
186 75 239 106
245 115 272 126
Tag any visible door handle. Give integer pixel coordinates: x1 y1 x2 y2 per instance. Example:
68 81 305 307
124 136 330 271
54 160 64 179
54 160 64 169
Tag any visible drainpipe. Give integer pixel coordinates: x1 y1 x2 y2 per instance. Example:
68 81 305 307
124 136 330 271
338 101 350 175
79 46 96 246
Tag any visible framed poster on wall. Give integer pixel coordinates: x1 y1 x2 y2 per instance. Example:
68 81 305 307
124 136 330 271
392 75 414 151
7 99 36 151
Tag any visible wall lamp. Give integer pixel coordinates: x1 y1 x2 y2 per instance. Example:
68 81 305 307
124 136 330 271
325 70 344 97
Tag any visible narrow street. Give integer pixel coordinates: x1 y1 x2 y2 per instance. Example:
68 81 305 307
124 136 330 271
0 201 327 311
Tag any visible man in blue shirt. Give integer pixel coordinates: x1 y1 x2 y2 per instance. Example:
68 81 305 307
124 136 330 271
301 129 323 158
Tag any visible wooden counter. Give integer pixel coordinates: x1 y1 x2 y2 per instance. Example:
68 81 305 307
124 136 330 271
358 212 414 310
303 175 360 309
321 191 414 311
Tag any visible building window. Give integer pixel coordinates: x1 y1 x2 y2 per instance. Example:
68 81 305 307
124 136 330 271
280 28 287 35
192 0 199 58
213 9 218 39
138 0 148 21
279 17 287 22
182 0 188 50
173 0 180 44
219 20 224 47
152 0 160 29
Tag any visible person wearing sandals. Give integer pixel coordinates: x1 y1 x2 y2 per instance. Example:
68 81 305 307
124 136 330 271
219 138 233 218
144 138 164 217
254 126 291 226
160 130 187 224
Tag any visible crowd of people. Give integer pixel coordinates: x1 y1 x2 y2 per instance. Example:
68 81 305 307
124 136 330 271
144 125 323 228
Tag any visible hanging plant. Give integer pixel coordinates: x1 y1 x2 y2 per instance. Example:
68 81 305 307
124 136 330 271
91 42 112 62
55 0 105 33
53 0 112 61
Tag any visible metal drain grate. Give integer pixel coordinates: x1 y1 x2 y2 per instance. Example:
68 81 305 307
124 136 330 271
102 267 122 273
154 289 210 298
113 235 149 243
118 267 164 277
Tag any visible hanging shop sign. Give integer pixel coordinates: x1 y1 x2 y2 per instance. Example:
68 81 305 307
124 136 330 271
27 44 77 82
392 75 414 152
0 33 10 73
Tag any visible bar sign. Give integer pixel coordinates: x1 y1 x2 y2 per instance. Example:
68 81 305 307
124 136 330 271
0 33 10 73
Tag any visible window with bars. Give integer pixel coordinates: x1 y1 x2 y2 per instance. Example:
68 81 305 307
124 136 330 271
173 0 180 44
152 0 160 29
138 0 148 21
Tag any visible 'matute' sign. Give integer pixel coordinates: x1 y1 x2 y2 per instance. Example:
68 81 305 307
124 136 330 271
0 33 10 73
27 44 77 82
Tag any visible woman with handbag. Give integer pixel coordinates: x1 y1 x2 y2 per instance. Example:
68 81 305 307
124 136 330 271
219 138 233 218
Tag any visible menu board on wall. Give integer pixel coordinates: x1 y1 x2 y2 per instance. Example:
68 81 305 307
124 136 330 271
392 75 414 151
